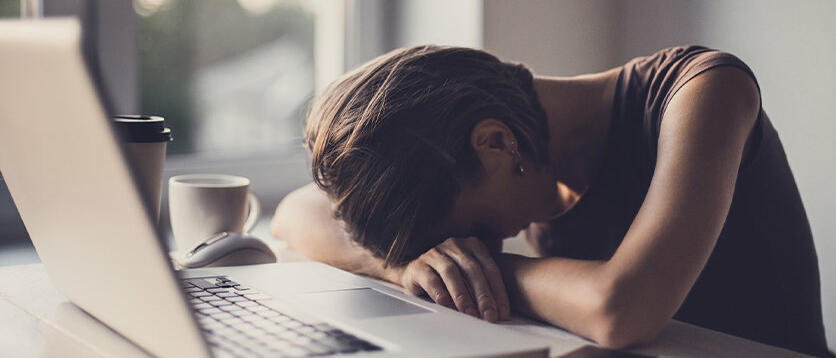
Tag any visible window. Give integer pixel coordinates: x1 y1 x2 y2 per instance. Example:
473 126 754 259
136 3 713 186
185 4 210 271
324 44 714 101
0 1 18 17
135 0 317 156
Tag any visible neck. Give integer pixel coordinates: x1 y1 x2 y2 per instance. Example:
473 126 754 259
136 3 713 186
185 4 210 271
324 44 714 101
532 68 620 196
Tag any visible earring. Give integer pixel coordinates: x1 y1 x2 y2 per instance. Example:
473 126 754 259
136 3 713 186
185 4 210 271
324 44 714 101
510 141 525 176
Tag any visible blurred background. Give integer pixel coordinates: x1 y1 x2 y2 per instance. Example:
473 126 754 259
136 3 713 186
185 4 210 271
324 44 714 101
0 0 833 350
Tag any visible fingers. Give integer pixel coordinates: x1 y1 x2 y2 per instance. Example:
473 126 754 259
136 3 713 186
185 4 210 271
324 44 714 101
448 252 499 321
403 262 455 309
425 251 480 318
400 238 510 323
441 238 510 321
466 239 511 321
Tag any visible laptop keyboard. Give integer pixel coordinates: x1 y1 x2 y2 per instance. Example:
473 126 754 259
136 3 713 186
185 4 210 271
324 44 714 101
183 277 382 358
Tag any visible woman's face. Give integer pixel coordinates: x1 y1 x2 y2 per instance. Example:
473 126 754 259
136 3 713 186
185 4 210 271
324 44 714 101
439 163 559 245
431 119 560 245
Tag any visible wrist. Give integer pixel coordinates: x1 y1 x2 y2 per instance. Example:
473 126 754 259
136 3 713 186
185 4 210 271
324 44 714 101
496 253 529 286
380 263 407 285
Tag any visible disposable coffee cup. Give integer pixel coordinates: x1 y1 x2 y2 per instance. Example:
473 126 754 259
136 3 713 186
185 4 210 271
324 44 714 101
113 115 172 223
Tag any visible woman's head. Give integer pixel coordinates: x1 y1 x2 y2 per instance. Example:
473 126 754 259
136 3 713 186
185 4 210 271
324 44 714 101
306 45 551 265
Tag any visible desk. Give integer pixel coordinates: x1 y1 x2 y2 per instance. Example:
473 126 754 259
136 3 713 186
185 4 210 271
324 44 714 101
0 244 810 357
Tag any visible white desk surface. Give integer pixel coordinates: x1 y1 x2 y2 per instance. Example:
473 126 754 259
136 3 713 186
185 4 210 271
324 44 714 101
0 244 810 358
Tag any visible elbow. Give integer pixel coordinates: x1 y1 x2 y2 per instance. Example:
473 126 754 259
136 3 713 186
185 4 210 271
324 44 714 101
270 191 299 248
590 313 662 350
269 202 285 240
588 278 666 349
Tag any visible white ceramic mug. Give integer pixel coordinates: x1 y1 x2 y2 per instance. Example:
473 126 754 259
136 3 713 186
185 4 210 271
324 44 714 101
168 174 261 252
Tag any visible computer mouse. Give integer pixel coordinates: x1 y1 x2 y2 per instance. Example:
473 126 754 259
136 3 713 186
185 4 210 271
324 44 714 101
179 232 277 268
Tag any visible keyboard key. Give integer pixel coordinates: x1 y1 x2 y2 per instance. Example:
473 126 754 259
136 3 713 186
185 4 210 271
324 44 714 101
193 303 212 310
276 330 300 339
219 305 244 312
207 287 231 293
184 287 202 293
201 321 225 330
214 327 242 339
186 279 217 289
281 321 302 329
200 296 222 302
190 291 212 297
210 312 234 320
209 300 233 307
266 340 294 349
252 320 275 328
309 331 328 341
225 296 247 303
246 305 270 313
197 315 215 324
241 315 265 323
238 325 264 336
235 301 259 308
256 310 280 318
268 315 291 323
311 323 335 332
198 307 223 315
263 325 289 334
220 317 245 326
230 310 255 317
286 335 313 346
216 292 239 298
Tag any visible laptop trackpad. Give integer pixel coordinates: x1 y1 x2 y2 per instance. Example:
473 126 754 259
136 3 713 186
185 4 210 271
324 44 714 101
301 288 431 319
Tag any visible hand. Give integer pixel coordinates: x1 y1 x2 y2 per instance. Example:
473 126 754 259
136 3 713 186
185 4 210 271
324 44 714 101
398 237 510 322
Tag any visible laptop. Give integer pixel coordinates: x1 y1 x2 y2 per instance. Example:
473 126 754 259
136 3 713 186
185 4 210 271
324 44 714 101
0 19 549 358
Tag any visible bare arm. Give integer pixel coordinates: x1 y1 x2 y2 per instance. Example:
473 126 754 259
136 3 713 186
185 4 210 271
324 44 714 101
271 183 402 283
498 67 761 348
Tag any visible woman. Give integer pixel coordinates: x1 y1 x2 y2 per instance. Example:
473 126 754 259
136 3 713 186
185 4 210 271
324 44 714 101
271 45 831 356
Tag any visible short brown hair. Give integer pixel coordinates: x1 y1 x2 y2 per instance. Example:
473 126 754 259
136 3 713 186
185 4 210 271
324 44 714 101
306 45 549 265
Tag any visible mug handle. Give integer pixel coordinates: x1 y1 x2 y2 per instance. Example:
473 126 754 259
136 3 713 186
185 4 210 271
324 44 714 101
242 192 262 233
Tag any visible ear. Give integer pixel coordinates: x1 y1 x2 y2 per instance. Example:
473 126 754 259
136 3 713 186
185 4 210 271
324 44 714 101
470 119 517 174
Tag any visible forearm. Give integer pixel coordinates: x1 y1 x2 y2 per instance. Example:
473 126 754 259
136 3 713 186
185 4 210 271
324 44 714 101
498 255 608 338
498 254 657 349
271 184 402 284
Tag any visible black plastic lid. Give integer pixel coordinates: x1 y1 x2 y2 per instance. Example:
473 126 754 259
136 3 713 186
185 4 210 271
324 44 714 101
113 115 173 143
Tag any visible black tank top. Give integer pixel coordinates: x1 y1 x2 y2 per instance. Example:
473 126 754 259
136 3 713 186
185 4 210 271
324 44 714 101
527 46 831 357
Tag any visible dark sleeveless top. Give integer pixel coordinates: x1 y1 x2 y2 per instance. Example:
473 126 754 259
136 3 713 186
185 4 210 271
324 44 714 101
527 46 831 357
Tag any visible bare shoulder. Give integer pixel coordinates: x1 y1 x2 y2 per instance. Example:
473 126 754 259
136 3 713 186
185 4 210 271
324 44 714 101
664 66 760 137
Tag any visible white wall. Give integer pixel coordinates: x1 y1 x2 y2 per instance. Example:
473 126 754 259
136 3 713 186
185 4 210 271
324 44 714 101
392 0 482 49
485 0 836 351
342 0 482 71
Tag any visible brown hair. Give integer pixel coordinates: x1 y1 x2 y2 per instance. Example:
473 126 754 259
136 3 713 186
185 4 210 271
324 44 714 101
306 45 549 265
